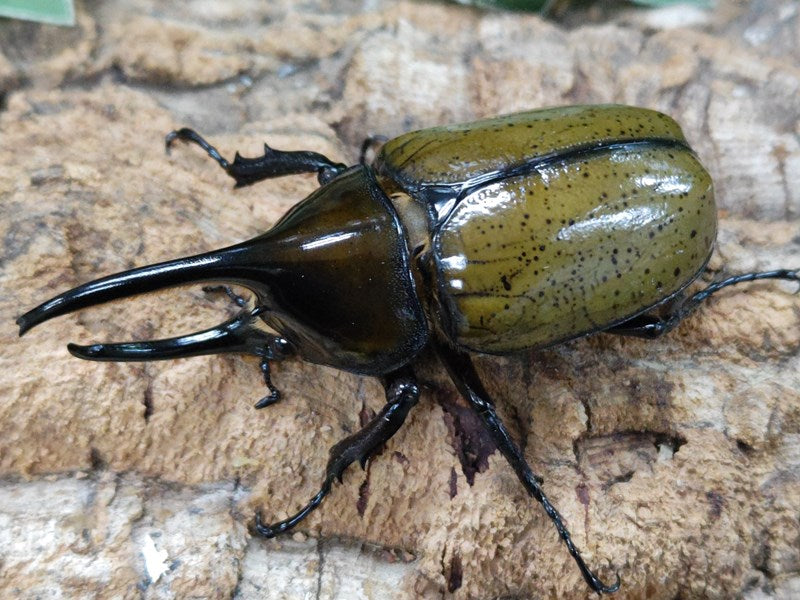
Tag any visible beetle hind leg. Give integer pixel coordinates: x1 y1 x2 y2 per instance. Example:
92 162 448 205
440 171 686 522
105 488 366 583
165 127 347 187
252 366 420 537
433 340 620 594
608 268 799 339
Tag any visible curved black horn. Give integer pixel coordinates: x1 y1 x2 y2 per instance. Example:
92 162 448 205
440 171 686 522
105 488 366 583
17 237 276 336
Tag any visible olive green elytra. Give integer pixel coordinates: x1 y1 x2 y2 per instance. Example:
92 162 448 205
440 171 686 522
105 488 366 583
377 105 716 353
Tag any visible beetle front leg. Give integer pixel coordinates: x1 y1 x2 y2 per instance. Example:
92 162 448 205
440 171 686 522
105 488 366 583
607 268 799 339
253 337 294 409
202 284 249 308
433 339 620 595
252 366 420 537
165 128 347 187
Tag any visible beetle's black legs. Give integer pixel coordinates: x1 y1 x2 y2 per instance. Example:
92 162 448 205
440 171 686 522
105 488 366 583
202 284 248 308
253 366 420 537
200 284 278 405
254 355 282 409
432 339 620 595
165 128 347 187
358 134 388 164
608 268 799 339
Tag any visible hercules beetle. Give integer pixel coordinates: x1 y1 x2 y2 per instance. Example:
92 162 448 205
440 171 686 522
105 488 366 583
17 105 799 594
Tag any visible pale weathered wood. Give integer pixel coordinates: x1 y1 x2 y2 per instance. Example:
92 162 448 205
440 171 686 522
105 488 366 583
1 1 799 598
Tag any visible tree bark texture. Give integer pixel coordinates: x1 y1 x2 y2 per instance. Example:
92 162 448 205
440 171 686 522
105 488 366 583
0 1 798 598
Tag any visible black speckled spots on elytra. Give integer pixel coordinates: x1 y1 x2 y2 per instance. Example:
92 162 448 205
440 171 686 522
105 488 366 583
435 136 715 353
377 105 690 191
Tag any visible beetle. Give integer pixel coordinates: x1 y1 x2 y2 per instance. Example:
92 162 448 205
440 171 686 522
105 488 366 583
16 105 798 594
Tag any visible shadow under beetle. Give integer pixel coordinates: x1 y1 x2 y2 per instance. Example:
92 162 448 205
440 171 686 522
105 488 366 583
17 105 799 594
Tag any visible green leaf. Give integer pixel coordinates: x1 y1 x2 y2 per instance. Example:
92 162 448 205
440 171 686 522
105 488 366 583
0 0 75 26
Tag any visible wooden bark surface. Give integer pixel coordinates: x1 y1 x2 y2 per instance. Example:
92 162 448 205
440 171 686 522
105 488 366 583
1 1 799 598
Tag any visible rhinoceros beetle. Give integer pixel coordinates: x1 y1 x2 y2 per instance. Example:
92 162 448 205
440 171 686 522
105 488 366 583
17 105 799 594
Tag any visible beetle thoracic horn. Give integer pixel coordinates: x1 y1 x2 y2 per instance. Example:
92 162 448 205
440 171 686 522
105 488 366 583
16 236 277 339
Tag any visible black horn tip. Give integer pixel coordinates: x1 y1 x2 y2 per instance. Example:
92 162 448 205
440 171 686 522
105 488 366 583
16 313 38 337
67 342 105 359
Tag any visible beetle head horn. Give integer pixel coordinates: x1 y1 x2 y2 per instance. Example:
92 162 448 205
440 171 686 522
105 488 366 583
65 307 275 362
16 236 280 360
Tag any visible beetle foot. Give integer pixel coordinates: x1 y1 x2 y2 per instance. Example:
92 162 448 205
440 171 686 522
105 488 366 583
358 134 388 165
252 481 332 538
789 269 800 293
592 572 621 595
166 128 230 170
254 389 280 410
252 511 283 539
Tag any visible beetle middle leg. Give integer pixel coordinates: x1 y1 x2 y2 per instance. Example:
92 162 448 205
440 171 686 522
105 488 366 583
607 268 799 339
165 128 347 187
253 366 420 537
358 134 388 165
433 339 620 595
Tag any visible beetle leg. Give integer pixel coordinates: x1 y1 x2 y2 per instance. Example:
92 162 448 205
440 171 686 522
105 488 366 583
252 366 419 538
254 357 281 409
358 134 388 165
608 268 799 339
165 128 347 188
432 339 620 595
202 284 249 308
253 335 294 410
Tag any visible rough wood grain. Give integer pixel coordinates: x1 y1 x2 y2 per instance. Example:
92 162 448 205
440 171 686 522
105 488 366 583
1 1 798 598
